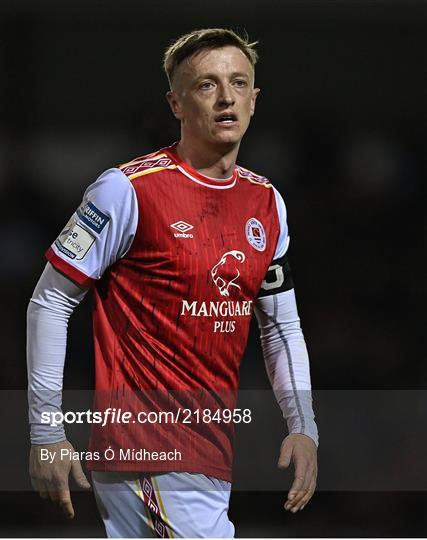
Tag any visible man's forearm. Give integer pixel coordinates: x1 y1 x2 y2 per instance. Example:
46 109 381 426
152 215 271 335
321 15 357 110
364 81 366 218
254 288 318 446
27 263 87 444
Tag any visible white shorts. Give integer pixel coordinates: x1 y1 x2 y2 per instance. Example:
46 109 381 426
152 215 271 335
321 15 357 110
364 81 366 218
92 471 235 538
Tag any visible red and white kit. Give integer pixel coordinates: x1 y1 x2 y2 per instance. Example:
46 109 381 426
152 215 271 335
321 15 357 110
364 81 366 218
28 142 318 537
45 143 290 481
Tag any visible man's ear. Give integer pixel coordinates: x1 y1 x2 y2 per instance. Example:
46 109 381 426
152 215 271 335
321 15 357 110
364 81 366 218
166 90 183 120
250 87 260 117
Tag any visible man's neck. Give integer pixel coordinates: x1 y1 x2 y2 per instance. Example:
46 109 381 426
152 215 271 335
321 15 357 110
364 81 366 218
176 135 240 180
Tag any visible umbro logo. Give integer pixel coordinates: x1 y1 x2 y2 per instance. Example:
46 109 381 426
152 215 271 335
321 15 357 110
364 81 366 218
170 220 194 238
171 221 193 233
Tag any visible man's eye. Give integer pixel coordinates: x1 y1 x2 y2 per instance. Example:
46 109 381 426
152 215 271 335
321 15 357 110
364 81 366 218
234 80 247 87
200 82 214 90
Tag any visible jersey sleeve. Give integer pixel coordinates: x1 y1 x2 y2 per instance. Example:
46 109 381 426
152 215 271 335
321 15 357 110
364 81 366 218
45 168 138 287
272 186 290 260
257 187 292 299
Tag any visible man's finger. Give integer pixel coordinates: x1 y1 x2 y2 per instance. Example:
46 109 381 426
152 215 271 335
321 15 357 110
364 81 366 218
46 481 59 503
289 483 313 511
39 488 49 500
297 477 317 511
291 476 316 512
277 440 293 469
286 465 315 511
285 463 308 508
289 460 307 494
39 489 49 499
30 476 40 493
287 473 305 503
57 489 75 519
54 475 76 519
71 459 91 490
285 484 309 511
32 478 49 500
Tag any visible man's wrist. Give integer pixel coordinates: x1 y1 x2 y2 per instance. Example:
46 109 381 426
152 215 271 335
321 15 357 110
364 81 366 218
287 417 319 447
30 425 66 445
288 430 319 447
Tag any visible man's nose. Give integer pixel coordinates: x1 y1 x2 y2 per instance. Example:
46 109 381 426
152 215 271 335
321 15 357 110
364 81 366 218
218 84 235 106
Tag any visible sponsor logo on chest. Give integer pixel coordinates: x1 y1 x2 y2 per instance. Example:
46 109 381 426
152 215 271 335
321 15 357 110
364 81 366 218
180 249 254 334
169 216 269 332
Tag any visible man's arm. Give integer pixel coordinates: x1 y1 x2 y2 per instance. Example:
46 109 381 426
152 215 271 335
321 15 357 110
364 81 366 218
27 262 91 518
255 274 318 513
255 186 318 513
27 167 138 518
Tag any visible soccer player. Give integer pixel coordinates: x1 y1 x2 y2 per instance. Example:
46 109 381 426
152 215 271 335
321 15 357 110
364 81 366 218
27 28 318 537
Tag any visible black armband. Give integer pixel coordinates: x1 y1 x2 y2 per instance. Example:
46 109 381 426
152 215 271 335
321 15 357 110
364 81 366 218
258 254 294 297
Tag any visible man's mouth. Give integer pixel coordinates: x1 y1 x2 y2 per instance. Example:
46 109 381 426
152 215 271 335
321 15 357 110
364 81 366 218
214 112 238 124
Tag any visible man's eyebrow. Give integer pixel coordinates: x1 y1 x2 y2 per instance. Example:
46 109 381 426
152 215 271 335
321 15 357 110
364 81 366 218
230 72 250 79
195 72 251 81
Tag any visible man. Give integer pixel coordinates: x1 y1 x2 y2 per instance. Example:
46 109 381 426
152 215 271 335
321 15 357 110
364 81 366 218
27 28 318 538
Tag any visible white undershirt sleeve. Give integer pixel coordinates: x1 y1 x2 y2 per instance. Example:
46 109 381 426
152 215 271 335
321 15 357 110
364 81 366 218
254 289 318 446
27 262 88 444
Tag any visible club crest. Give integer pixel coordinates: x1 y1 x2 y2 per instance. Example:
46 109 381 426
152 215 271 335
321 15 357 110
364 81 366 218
245 218 266 251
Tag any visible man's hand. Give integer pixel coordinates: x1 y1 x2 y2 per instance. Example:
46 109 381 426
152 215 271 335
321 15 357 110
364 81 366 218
29 440 91 519
278 433 317 513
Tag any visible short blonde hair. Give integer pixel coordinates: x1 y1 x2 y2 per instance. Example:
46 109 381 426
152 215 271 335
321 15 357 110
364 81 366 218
163 28 258 87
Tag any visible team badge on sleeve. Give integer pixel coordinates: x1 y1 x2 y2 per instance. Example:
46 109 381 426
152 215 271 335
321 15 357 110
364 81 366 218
77 201 109 234
258 254 294 297
245 218 266 251
55 218 95 260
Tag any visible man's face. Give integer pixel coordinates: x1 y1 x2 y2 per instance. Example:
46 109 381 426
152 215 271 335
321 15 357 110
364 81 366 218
167 46 260 148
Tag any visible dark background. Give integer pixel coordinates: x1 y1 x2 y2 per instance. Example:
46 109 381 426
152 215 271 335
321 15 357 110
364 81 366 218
1 0 426 537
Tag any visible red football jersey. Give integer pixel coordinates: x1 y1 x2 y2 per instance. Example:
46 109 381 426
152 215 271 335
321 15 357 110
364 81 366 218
47 143 287 481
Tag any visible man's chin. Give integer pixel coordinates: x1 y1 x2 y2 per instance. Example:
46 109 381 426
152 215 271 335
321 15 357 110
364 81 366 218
211 132 242 148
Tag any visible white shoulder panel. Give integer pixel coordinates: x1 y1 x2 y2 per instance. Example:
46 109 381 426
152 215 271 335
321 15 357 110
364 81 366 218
48 168 138 283
272 186 290 260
